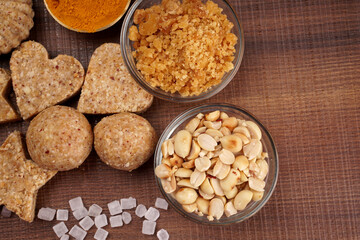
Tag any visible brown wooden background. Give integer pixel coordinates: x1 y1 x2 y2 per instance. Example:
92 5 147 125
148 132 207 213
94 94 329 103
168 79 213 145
1 0 359 239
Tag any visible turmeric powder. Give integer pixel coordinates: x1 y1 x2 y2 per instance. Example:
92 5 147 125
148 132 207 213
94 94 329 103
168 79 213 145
45 0 130 33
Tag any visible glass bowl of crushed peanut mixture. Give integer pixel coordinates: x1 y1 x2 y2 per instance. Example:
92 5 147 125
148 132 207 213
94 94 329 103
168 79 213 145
120 0 244 102
153 104 278 224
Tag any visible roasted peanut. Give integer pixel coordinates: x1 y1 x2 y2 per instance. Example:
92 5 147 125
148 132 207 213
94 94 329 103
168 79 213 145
234 190 253 210
220 112 229 120
174 168 193 178
248 177 265 192
196 197 210 215
199 149 208 157
204 121 221 130
233 126 251 138
220 126 231 136
193 126 206 137
190 169 206 188
224 186 238 199
208 198 224 221
197 134 217 151
185 117 200 134
174 130 192 158
220 135 242 153
182 203 198 213
210 178 225 196
220 169 241 192
187 140 201 160
219 149 235 165
177 179 198 189
224 201 237 217
176 188 198 205
222 117 238 131
161 175 176 193
215 196 226 205
251 189 264 201
195 156 211 172
234 132 250 145
168 140 174 156
249 161 260 175
207 151 214 159
256 159 269 180
240 171 248 183
205 110 220 121
155 163 172 179
205 129 224 141
170 154 183 167
213 160 231 180
245 121 262 140
200 178 214 195
243 139 262 160
162 157 171 167
161 140 169 158
196 113 204 119
182 159 195 169
232 155 249 171
199 189 215 200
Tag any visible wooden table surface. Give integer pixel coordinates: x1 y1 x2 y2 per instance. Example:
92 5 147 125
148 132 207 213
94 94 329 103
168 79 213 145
1 0 359 239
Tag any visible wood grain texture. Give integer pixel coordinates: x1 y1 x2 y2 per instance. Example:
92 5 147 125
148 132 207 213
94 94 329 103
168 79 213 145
0 0 359 239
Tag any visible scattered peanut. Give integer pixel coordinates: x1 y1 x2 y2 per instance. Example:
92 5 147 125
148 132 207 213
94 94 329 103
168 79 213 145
155 110 269 221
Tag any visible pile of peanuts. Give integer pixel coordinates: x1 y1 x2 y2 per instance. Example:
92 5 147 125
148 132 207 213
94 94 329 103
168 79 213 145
155 110 269 221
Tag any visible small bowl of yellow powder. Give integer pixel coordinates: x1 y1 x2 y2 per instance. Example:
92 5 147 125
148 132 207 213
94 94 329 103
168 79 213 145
44 0 131 33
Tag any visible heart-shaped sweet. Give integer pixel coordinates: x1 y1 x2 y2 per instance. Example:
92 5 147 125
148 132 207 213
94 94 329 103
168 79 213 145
77 43 153 114
10 41 85 120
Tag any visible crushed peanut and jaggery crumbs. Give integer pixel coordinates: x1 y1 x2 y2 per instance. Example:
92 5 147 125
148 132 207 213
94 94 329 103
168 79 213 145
129 0 238 96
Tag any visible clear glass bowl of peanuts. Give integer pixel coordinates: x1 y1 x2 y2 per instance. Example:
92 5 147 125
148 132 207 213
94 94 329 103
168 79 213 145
154 104 278 224
120 0 244 102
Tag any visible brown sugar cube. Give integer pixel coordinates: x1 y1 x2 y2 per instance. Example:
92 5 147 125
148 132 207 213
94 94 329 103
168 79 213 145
10 41 85 120
77 43 153 114
26 105 93 171
94 112 157 171
0 131 57 222
0 68 20 123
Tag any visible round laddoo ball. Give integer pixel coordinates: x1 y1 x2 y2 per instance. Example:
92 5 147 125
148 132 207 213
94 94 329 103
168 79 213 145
94 112 157 171
26 105 93 171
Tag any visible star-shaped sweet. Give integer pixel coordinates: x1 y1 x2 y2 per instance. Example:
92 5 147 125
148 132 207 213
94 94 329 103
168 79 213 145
0 68 20 123
0 131 57 222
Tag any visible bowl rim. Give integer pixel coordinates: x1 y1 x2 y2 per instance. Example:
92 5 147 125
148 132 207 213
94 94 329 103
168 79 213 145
154 103 279 225
43 0 131 33
120 0 245 102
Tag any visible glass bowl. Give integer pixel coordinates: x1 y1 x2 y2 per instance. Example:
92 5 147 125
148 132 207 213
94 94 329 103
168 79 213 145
120 0 244 102
154 104 278 225
44 0 131 33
